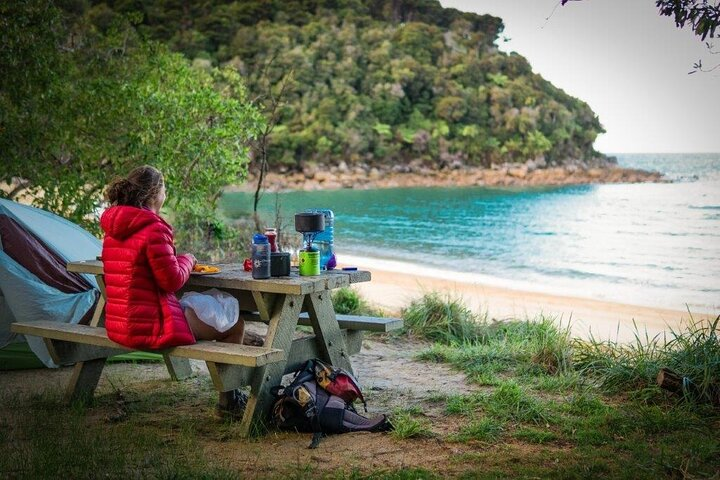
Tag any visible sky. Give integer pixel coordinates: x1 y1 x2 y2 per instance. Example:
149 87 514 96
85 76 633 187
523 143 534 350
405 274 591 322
440 0 719 154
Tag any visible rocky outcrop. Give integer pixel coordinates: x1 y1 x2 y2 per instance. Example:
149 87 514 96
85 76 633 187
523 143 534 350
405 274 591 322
232 159 664 193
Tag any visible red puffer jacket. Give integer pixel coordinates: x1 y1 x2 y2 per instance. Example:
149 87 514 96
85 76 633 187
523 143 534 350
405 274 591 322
100 206 195 349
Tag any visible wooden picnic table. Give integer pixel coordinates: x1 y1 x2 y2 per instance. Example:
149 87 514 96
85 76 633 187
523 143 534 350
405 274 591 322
65 259 372 435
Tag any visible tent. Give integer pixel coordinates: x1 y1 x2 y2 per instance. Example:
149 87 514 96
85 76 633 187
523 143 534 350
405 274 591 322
0 199 158 369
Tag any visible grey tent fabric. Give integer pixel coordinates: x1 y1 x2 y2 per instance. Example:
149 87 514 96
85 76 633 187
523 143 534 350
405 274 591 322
0 199 100 368
0 215 91 293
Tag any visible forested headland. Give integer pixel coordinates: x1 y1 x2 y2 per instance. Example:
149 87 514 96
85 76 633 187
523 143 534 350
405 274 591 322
106 0 606 172
1 0 654 238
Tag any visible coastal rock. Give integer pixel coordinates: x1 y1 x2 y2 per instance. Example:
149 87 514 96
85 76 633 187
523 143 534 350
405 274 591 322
508 166 528 179
303 163 318 179
238 162 665 194
587 168 604 178
322 180 343 190
314 171 334 183
450 159 464 170
337 160 349 173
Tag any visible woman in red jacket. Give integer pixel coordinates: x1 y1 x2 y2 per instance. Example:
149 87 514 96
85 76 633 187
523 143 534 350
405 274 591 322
101 165 246 418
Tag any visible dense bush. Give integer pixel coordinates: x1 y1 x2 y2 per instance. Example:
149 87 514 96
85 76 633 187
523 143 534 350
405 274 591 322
105 0 604 170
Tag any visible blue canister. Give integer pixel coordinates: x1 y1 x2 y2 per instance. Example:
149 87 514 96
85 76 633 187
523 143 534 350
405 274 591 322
251 233 271 279
304 208 335 270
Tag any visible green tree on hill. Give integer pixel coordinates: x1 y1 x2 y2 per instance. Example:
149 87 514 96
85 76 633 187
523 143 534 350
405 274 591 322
102 0 605 171
0 1 263 233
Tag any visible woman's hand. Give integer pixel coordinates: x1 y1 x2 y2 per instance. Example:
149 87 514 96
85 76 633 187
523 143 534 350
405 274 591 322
185 254 198 268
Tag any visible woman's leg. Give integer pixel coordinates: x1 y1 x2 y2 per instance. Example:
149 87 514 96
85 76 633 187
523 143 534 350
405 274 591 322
184 306 224 341
184 307 246 418
219 316 245 344
183 300 244 344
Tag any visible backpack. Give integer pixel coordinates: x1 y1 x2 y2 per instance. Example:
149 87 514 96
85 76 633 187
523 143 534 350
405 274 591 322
271 359 392 448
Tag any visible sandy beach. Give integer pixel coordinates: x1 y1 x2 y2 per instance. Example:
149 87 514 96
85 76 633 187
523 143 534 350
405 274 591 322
338 253 716 343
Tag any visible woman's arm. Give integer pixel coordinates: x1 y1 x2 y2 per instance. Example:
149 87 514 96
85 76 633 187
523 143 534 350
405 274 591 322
146 225 194 293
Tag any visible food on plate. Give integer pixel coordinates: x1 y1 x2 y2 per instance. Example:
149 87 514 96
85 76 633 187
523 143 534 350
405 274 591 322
192 264 220 274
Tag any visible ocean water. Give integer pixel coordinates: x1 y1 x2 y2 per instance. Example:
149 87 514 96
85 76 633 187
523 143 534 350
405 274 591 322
221 153 720 313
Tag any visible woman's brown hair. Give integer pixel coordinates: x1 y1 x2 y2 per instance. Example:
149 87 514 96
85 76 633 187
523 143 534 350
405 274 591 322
105 165 164 208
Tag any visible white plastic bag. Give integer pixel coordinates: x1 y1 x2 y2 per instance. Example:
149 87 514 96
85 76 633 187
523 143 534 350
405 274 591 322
179 289 239 333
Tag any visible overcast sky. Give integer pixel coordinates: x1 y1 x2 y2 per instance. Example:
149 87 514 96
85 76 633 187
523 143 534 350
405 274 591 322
440 0 719 154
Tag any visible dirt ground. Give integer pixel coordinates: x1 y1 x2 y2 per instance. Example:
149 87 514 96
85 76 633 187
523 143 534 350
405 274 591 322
1 328 509 477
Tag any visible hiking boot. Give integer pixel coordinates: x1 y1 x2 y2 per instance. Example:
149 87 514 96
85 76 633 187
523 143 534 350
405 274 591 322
216 389 248 420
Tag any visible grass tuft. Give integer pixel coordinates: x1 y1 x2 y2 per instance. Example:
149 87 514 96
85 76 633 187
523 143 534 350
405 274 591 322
450 417 504 443
575 316 720 404
332 287 384 317
390 407 434 439
485 381 551 424
402 292 483 344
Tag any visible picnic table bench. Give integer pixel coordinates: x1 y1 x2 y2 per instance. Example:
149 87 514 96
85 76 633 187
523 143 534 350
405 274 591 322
11 259 402 436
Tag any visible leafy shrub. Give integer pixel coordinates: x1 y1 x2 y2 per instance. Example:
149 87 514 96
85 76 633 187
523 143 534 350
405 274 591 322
331 287 383 317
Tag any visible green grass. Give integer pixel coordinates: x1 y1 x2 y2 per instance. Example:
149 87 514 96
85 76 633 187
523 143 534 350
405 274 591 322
406 293 720 477
512 427 558 444
5 291 719 479
0 389 237 479
484 381 551 424
450 417 505 443
332 287 384 317
574 316 720 404
402 292 484 344
390 406 434 439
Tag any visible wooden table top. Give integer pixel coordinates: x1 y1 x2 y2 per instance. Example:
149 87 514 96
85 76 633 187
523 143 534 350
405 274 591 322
67 259 370 295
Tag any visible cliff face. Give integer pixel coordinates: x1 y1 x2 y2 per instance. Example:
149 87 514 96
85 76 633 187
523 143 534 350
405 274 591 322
102 0 605 171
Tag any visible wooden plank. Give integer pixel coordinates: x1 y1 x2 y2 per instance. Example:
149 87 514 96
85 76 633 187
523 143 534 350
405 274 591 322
89 275 106 326
251 291 277 323
304 292 353 373
206 330 364 392
244 312 403 332
65 359 105 404
67 260 370 295
240 294 303 436
206 362 254 392
47 340 127 364
323 269 372 284
163 355 193 381
11 321 284 367
67 260 103 275
332 314 402 332
283 330 364 374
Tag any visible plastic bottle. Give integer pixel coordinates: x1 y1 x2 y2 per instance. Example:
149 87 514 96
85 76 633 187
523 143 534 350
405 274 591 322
251 234 271 279
264 228 278 253
304 208 334 269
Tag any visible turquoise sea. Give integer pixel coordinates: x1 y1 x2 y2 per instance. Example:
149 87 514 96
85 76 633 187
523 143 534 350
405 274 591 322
221 154 720 313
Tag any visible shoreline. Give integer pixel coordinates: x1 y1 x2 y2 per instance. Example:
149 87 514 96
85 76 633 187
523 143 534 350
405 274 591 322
337 253 716 343
230 164 664 192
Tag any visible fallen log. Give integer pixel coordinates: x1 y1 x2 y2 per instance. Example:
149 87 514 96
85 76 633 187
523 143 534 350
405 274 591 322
657 367 720 405
657 368 686 395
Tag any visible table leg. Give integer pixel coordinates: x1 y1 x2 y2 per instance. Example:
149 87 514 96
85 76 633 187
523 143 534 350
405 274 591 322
64 358 106 404
62 276 107 404
240 293 303 436
88 273 192 381
163 355 193 380
304 291 353 373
